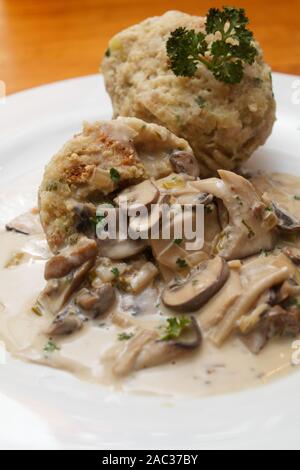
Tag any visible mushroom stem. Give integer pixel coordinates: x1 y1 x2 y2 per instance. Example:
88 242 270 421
210 267 290 346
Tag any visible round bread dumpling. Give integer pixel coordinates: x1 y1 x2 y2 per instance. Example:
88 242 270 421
39 117 196 252
102 10 276 177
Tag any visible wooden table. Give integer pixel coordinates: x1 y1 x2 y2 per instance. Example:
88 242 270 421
1 0 300 95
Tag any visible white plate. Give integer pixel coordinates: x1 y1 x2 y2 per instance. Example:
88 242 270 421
0 74 300 450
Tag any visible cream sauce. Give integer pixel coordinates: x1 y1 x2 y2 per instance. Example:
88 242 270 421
0 171 299 398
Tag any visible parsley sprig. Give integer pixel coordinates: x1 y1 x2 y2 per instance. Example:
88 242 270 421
160 316 191 341
166 7 257 84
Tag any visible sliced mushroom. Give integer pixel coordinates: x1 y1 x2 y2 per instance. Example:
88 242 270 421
192 170 278 260
283 246 300 265
99 237 147 260
5 211 42 235
241 305 300 354
199 268 242 330
48 304 85 336
174 191 213 206
216 198 229 230
162 256 229 312
129 262 159 294
44 237 98 280
271 203 300 231
210 266 290 346
114 179 159 209
107 316 201 376
38 258 95 315
167 316 202 349
251 172 300 232
76 284 116 318
169 151 200 178
277 278 300 303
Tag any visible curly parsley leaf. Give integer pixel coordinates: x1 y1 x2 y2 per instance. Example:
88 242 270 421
166 27 208 77
43 340 60 354
160 316 191 341
111 267 120 278
118 332 134 341
176 257 188 269
166 6 258 84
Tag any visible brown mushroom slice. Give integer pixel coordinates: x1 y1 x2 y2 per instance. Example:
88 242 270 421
99 236 147 260
108 317 201 376
272 203 300 231
114 179 160 209
6 211 42 235
162 256 229 312
191 170 278 260
277 279 300 303
241 305 300 354
210 266 290 346
44 237 98 280
251 172 300 232
38 259 95 315
237 303 270 335
76 284 116 318
169 151 200 178
48 304 85 336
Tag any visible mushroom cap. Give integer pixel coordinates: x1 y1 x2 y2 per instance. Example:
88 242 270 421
162 256 229 312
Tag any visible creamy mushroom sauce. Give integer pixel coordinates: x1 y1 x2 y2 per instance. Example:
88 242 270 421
0 170 300 398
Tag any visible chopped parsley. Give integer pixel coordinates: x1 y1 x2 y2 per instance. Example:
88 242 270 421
260 249 269 257
111 267 120 278
43 340 60 355
234 195 243 206
173 238 183 246
32 303 43 317
166 6 257 84
294 196 300 201
118 332 134 341
160 316 191 341
105 48 111 57
176 257 188 269
110 168 121 184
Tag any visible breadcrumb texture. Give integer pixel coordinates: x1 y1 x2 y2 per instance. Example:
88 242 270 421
39 117 193 252
102 10 276 177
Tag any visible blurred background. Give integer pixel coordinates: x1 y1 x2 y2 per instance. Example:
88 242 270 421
0 0 299 94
